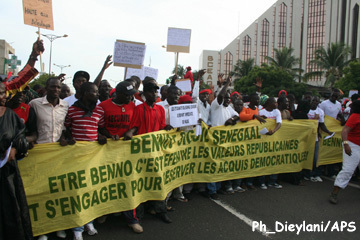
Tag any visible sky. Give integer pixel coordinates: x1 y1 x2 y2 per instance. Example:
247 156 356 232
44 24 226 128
1 0 277 90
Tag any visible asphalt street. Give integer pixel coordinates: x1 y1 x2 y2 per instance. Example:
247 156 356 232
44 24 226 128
42 176 360 240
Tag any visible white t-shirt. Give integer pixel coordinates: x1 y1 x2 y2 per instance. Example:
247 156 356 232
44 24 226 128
197 99 211 126
259 108 282 123
307 107 325 123
318 99 342 119
210 98 238 127
307 107 324 141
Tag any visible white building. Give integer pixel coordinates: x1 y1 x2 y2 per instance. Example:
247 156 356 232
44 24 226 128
200 0 360 87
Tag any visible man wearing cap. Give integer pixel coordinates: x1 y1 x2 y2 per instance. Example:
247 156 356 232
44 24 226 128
98 81 143 233
64 56 112 106
124 81 173 224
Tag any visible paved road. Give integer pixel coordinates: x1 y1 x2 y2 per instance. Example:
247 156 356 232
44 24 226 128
43 177 360 240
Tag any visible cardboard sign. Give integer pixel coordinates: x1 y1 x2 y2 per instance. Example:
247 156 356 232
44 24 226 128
169 103 198 128
176 79 192 92
22 0 54 30
167 27 191 53
113 40 146 69
126 66 158 80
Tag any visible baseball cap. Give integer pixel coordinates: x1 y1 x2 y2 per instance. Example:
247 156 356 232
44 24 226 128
116 81 137 95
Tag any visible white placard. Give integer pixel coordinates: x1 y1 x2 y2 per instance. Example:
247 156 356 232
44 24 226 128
126 66 159 80
349 90 358 98
126 67 144 80
259 128 269 135
113 40 146 68
167 28 191 47
176 79 192 92
144 66 159 80
169 104 198 128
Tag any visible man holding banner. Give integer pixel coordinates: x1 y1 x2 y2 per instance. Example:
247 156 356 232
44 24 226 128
124 81 173 223
98 81 143 233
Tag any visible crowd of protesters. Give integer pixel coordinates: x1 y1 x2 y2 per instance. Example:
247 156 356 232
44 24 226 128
1 39 359 240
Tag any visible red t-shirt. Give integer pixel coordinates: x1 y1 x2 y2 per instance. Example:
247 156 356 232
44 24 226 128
345 113 360 146
13 103 30 123
130 102 166 135
65 105 105 141
98 99 135 137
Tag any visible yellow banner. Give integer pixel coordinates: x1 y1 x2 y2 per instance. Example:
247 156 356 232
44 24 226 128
19 119 318 236
318 116 344 166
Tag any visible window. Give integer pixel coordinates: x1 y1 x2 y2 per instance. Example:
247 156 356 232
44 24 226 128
352 4 359 59
278 2 287 48
306 0 326 81
242 35 252 60
260 18 270 64
224 52 233 79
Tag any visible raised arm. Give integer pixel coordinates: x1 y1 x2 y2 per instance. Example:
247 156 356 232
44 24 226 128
217 76 231 105
93 55 113 87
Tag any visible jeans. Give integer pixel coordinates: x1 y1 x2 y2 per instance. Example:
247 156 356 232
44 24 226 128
207 182 221 194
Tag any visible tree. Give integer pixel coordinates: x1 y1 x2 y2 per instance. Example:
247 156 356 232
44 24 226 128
307 42 352 87
230 58 254 82
334 61 360 96
172 64 185 78
264 47 303 80
29 73 56 88
234 64 307 100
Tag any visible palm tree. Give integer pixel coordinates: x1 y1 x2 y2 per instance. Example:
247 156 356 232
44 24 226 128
307 42 352 87
265 47 303 79
172 64 186 78
230 58 254 82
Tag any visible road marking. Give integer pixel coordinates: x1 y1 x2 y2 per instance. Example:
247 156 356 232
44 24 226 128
323 176 360 189
211 199 273 238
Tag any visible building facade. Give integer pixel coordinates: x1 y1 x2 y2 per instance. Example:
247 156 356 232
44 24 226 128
0 40 15 75
200 0 360 87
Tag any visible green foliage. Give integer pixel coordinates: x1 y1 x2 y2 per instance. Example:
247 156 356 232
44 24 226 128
29 73 56 88
230 58 254 83
307 42 352 87
234 64 307 100
334 61 360 96
265 47 303 80
172 65 185 78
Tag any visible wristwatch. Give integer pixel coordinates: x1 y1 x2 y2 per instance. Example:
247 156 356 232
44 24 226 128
343 141 349 145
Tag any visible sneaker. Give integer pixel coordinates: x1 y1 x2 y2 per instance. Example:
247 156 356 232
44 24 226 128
73 232 83 240
304 176 310 181
247 185 257 191
233 186 246 193
329 193 337 204
260 184 268 190
56 230 66 239
209 193 220 200
85 223 98 235
310 177 317 182
268 183 282 189
38 235 48 240
129 223 143 233
225 187 235 194
315 176 323 182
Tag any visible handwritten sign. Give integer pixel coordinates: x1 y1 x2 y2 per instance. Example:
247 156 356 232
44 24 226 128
176 79 192 92
126 66 159 80
22 0 54 30
169 104 198 128
113 40 146 69
167 27 191 53
144 66 159 80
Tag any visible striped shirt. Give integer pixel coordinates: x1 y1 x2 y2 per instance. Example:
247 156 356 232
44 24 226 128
64 105 105 141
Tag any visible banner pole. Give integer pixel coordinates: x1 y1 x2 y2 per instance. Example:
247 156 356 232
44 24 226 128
38 27 44 72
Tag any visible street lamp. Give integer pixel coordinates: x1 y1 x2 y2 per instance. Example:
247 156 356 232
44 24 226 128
53 63 71 73
37 33 68 74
